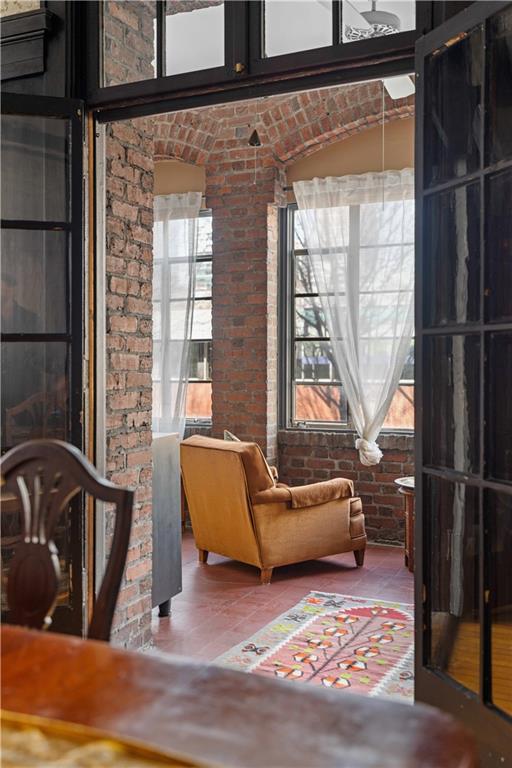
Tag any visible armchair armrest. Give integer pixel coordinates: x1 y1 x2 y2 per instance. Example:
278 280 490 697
288 478 354 508
251 478 354 508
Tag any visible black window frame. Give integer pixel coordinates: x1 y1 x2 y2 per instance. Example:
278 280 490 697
152 207 213 427
249 0 431 76
87 0 248 112
86 1 435 122
0 92 84 454
0 92 85 638
187 208 213 426
280 203 415 433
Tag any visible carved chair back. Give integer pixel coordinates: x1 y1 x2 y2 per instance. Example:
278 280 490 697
0 440 133 641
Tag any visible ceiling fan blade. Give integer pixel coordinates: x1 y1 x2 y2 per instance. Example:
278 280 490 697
383 75 415 100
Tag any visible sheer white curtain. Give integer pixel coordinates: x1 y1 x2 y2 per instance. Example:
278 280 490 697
294 170 414 465
152 192 202 437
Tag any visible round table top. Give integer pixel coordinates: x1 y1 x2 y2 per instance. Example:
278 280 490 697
394 476 415 491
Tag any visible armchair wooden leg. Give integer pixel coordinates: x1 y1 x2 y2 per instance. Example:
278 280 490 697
260 567 273 585
354 548 365 567
198 549 209 564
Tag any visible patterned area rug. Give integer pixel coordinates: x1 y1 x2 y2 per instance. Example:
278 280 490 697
215 592 414 702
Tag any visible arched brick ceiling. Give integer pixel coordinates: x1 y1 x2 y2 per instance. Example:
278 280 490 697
154 80 414 169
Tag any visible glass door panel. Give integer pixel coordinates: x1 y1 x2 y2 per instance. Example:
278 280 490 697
486 5 512 165
485 490 512 718
416 2 512 759
1 230 69 334
424 25 482 188
427 476 480 694
0 114 70 222
423 334 480 475
487 331 512 483
0 94 84 637
1 341 70 448
423 182 480 328
485 168 512 323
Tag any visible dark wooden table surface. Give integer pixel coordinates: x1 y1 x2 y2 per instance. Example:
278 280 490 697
1 625 478 768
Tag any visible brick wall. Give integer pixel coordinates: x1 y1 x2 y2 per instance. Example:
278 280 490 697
207 154 277 449
105 118 154 648
278 431 414 544
103 0 156 649
103 1 155 87
205 103 285 461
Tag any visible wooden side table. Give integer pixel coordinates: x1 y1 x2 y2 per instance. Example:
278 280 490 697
395 476 415 573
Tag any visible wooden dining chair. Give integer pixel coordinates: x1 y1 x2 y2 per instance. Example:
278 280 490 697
0 439 133 641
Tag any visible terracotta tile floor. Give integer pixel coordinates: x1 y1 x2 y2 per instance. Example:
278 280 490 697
151 530 414 662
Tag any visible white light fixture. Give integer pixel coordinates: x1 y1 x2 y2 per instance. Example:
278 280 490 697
383 75 415 100
344 1 401 41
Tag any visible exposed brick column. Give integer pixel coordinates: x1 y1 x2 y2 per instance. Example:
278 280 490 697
103 0 155 649
206 137 283 463
105 118 154 649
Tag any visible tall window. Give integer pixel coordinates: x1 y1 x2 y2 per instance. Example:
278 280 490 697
285 205 414 430
187 211 212 422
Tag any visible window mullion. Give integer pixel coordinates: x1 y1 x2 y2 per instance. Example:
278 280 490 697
156 0 166 79
348 204 360 363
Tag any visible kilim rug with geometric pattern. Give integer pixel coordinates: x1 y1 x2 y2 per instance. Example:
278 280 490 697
215 592 414 703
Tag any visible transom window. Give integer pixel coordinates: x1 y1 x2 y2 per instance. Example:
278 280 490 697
95 1 429 110
263 0 416 58
285 204 414 430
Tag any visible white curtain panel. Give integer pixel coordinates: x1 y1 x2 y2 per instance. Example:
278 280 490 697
294 169 414 466
152 192 202 437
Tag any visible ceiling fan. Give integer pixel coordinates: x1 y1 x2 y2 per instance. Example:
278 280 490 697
316 1 415 99
343 0 401 41
340 0 415 99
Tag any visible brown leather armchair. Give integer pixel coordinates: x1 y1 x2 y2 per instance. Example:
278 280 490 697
180 435 366 584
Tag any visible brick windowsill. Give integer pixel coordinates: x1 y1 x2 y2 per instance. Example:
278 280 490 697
278 429 414 452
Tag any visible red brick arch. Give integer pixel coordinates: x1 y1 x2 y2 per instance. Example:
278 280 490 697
154 109 217 165
262 81 414 165
154 81 414 171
